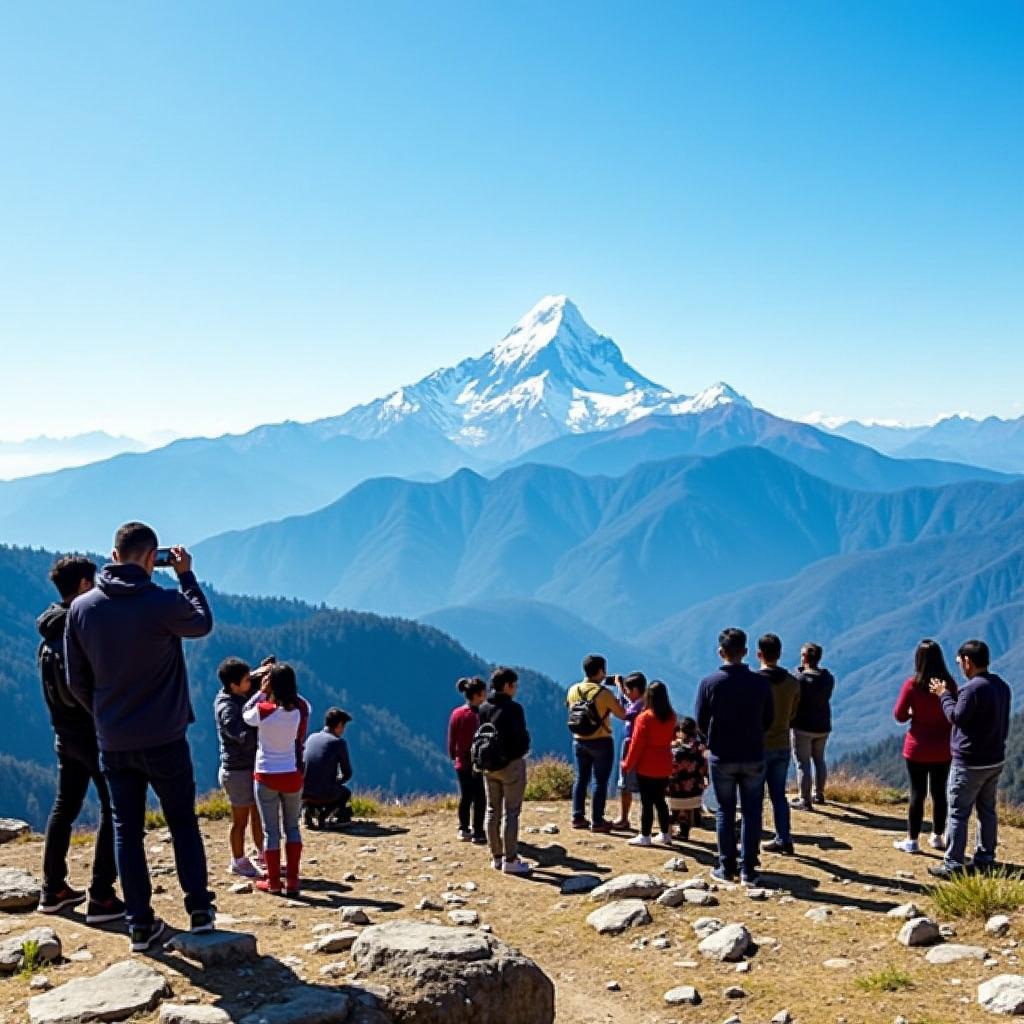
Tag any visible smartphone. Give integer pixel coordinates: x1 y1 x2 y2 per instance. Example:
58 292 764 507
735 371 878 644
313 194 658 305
154 547 175 568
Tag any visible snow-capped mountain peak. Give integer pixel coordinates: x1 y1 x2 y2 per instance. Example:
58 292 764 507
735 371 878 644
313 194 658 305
491 294 601 369
669 381 751 415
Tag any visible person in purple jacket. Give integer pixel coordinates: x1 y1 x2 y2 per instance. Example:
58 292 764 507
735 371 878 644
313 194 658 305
928 640 1012 878
611 672 647 831
65 521 215 953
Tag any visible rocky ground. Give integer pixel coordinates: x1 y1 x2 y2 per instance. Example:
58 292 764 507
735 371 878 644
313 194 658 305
3 797 1024 1023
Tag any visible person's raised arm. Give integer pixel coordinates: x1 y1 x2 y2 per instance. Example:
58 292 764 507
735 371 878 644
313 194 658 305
64 613 94 713
604 686 627 721
933 677 975 729
163 546 213 639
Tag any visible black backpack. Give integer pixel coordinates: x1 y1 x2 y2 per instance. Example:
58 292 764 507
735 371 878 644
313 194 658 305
471 722 508 773
38 636 80 714
567 684 605 737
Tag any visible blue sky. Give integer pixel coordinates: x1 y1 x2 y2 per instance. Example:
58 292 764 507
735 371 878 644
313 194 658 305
1 2 1021 439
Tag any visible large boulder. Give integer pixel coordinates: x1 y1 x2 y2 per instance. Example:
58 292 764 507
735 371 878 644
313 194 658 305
588 873 665 902
698 923 752 962
0 866 41 911
350 921 553 1024
0 927 62 975
586 900 651 935
979 975 1024 1015
0 818 31 844
28 961 170 1024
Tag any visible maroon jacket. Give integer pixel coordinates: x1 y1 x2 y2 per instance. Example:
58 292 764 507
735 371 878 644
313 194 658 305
448 704 480 771
893 677 953 764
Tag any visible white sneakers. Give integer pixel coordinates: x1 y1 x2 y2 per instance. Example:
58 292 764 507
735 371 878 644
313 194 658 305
656 832 673 847
628 834 653 847
229 856 262 878
502 858 531 875
928 833 947 850
893 838 919 854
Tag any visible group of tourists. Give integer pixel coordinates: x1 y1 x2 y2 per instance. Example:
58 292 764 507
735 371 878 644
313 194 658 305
447 629 1013 886
31 519 1014 954
34 522 355 952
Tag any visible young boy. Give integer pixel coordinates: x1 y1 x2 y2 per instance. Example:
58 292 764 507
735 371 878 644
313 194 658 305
214 656 265 877
302 707 354 829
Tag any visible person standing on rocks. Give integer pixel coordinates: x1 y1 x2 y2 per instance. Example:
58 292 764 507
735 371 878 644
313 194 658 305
757 633 800 856
477 667 532 875
694 627 773 886
892 639 955 855
36 555 124 924
448 677 488 844
928 640 1011 878
65 522 215 952
566 654 626 833
790 642 835 810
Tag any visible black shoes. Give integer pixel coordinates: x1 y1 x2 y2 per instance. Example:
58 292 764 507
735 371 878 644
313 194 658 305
38 886 86 914
190 908 216 934
129 918 166 953
85 895 126 924
762 838 795 855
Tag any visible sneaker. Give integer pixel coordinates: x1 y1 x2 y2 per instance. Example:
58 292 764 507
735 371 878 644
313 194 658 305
928 833 947 851
256 878 283 894
229 857 261 878
502 858 531 876
571 816 591 830
190 908 216 934
893 838 920 854
457 829 473 842
762 838 795 855
609 818 631 830
129 918 166 953
711 866 737 883
38 886 86 915
591 819 614 834
627 834 653 847
928 862 967 879
814 795 827 805
656 832 673 847
85 895 126 924
491 857 504 871
471 833 488 845
789 797 814 811
740 871 761 887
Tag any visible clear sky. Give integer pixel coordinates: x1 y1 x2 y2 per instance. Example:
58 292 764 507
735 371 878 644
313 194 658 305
1 2 1021 440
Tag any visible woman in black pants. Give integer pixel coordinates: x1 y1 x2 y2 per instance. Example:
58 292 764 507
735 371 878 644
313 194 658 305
447 677 488 844
892 640 955 854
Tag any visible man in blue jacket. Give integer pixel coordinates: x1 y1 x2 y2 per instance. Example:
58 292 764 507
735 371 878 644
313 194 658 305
695 627 774 886
66 521 215 952
929 639 1012 878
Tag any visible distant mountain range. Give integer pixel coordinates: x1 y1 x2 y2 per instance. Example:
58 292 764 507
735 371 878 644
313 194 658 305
0 544 570 829
0 431 162 480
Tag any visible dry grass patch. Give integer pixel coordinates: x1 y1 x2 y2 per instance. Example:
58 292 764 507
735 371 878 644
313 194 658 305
525 757 574 801
826 770 905 806
854 964 915 992
929 866 1024 919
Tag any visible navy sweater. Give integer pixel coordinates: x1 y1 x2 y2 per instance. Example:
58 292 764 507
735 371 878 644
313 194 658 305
302 729 353 800
940 671 1012 767
215 689 258 772
694 663 774 764
65 563 213 752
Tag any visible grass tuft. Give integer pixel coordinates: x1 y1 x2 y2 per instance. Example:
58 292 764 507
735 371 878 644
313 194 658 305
18 938 41 978
854 964 915 992
824 770 905 806
524 757 574 801
929 866 1024 919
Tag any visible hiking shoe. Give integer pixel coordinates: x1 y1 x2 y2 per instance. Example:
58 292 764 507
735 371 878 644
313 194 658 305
571 817 591 830
190 908 216 934
711 866 737 883
471 833 488 845
627 834 653 847
928 862 964 880
893 838 920 854
457 829 473 842
609 818 631 830
502 858 531 876
789 798 814 811
38 886 86 914
740 871 761 887
229 856 261 878
928 833 947 851
85 895 126 924
491 857 504 871
129 918 166 953
762 838 794 855
591 819 614 834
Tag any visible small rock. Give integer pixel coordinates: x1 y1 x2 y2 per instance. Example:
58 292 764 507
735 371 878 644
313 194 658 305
447 910 480 927
746 888 770 901
560 875 602 896
692 917 724 939
663 857 687 872
680 878 710 891
656 886 688 908
723 985 747 998
31 976 52 991
988 916 1012 938
898 917 942 947
805 906 832 923
887 903 921 920
541 824 560 834
416 897 444 911
0 867 41 911
735 961 751 973
586 900 652 935
663 985 701 1006
698 922 752 962
979 974 1024 1015
651 937 671 950
771 1012 793 1024
230 882 253 895
441 893 467 907
68 950 94 963
0 927 61 974
165 930 259 966
824 958 856 969
684 889 719 907
311 931 360 954
318 962 349 979
588 873 666 902
605 980 620 991
159 1006 232 1024
340 907 371 926
0 818 31 844
925 944 987 965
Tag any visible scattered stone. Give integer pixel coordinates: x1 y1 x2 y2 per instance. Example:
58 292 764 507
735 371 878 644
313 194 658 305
746 888 770 901
605 980 620 991
663 857 687 872
0 818 30 844
723 985 747 998
318 962 349 979
160 1005 231 1024
416 897 444 912
988 916 1013 938
698 923 752 962
541 824 560 834
656 886 688 908
28 960 170 1024
238 987 351 1024
926 945 987 965
230 882 253 895
0 867 41 911
979 975 1024 1015
447 910 480 927
340 907 371 926
887 903 921 920
31 976 52 991
771 1012 793 1024
68 950 94 962
680 878 710 891
350 921 554 1023
586 900 652 935
735 961 751 973
442 893 467 907
898 917 942 947
824 958 856 969
560 875 602 896
311 931 360 954
805 906 832 924
588 873 666 902
684 889 719 907
940 924 958 939
663 985 701 1006
0 927 61 974
166 930 258 967
692 917 724 940
651 937 671 950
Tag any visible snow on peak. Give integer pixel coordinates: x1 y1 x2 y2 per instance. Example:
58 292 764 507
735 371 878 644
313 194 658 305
490 294 606 370
665 382 750 416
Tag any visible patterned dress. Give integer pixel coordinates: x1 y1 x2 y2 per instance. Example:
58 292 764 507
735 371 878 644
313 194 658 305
667 736 707 816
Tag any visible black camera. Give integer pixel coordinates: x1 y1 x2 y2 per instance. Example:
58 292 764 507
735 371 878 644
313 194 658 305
154 547 175 568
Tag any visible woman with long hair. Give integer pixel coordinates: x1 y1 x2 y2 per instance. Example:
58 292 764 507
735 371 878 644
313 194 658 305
447 676 488 844
243 663 311 894
622 680 677 847
892 639 956 854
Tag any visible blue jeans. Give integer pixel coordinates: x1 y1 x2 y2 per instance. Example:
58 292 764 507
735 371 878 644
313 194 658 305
100 738 213 928
764 747 792 845
945 762 1002 869
710 760 766 875
255 781 302 851
572 738 614 823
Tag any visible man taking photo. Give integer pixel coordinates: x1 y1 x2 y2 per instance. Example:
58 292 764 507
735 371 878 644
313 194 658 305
66 521 215 952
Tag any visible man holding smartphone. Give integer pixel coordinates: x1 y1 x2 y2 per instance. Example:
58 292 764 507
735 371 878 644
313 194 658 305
65 521 215 952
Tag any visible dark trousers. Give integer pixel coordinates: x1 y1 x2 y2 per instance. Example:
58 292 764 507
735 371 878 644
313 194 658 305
572 737 615 823
906 758 951 840
455 767 485 835
42 741 118 901
303 785 353 826
710 760 766 875
637 774 670 836
100 738 213 928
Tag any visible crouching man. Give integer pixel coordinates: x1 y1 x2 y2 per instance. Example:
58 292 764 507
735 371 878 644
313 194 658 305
302 708 354 829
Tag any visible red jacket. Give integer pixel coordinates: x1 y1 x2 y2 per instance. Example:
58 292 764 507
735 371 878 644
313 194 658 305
893 677 953 764
622 709 677 779
448 704 480 771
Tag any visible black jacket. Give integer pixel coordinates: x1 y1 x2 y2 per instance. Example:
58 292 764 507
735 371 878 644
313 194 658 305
791 668 835 734
37 603 97 750
214 689 258 771
478 692 530 764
